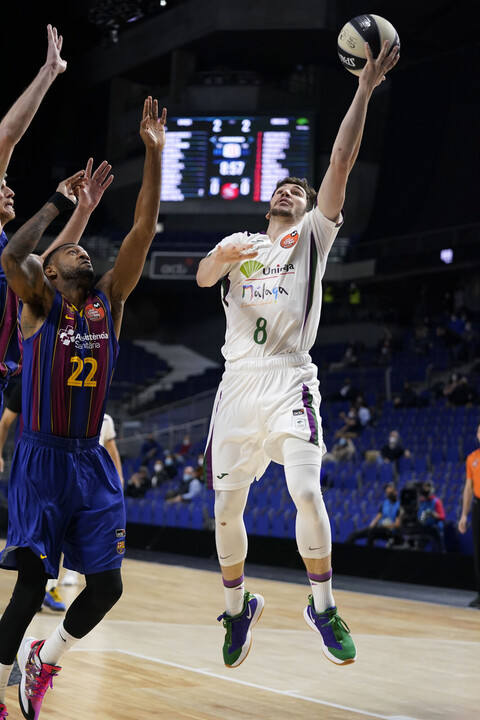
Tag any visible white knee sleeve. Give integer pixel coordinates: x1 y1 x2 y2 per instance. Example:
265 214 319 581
214 487 249 567
281 437 332 559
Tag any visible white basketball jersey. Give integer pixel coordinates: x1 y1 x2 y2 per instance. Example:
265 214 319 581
210 207 342 361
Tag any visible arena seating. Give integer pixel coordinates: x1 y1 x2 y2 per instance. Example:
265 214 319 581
123 400 476 555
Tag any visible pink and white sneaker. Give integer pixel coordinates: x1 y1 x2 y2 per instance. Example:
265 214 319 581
0 702 8 718
17 638 61 719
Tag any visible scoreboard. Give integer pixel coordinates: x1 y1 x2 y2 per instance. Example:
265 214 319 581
160 115 313 213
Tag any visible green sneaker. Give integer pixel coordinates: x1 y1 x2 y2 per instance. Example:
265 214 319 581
217 592 264 668
304 596 356 665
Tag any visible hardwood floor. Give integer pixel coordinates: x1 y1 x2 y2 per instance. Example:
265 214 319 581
1 557 479 719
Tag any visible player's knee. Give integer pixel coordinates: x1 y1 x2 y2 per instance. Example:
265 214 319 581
214 489 248 524
86 570 123 613
290 485 323 512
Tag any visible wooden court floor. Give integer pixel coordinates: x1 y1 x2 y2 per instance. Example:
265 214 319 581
0 556 479 720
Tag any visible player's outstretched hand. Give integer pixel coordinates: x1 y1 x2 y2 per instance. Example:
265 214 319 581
140 97 167 151
359 39 399 91
77 158 114 211
44 24 67 75
56 169 87 205
215 243 258 264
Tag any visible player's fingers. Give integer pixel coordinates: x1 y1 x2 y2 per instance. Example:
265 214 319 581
97 164 112 183
377 39 390 62
101 174 115 190
364 42 373 62
85 157 94 178
153 99 158 121
92 160 108 179
160 107 167 125
64 169 85 185
58 34 63 52
142 97 149 120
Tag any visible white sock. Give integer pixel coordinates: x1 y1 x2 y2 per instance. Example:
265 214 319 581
0 663 13 703
40 623 79 666
308 569 335 613
45 579 56 592
223 574 245 616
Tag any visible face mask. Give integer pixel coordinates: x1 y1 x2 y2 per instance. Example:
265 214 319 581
165 457 173 466
388 436 397 447
197 457 204 466
154 463 163 472
183 474 193 482
387 492 397 501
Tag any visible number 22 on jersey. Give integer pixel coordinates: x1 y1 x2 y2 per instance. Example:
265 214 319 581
67 356 98 387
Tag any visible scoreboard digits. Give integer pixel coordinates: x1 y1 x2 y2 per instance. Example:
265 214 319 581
161 115 312 211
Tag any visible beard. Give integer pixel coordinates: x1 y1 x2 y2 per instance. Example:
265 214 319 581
270 205 294 218
60 265 95 284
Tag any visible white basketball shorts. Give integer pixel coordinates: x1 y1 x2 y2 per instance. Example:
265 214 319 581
204 353 325 491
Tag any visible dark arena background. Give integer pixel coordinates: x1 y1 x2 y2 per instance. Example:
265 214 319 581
0 1 479 718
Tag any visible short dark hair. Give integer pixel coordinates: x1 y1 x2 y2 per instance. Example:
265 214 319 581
273 176 317 212
42 243 77 271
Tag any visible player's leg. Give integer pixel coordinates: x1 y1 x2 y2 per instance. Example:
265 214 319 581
0 548 47 713
215 487 264 668
281 436 356 665
17 569 122 719
39 568 123 666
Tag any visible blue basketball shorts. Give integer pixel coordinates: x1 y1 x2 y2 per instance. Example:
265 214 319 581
0 428 126 578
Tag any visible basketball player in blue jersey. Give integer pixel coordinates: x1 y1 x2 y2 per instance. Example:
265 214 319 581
0 25 67 418
197 41 399 669
0 97 166 720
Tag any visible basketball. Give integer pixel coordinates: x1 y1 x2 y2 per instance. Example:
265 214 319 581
337 14 400 76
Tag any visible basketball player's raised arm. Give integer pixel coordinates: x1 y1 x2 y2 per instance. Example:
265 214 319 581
196 240 258 287
0 25 66 180
41 159 114 261
317 40 399 223
104 98 165 303
0 172 86 303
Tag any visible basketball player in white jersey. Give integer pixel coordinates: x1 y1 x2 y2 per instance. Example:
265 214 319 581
197 40 399 668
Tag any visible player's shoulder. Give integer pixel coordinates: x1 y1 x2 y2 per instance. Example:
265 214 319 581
467 447 480 464
221 230 264 245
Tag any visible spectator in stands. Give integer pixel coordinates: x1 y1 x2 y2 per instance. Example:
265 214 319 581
125 465 150 498
380 430 411 466
346 483 400 547
163 450 178 478
166 465 203 504
337 377 358 402
377 337 392 366
413 319 433 356
417 481 446 552
329 344 358 372
393 380 419 409
196 452 205 469
176 433 192 459
355 395 371 429
323 437 356 464
151 458 169 488
140 433 160 464
458 422 480 608
460 321 478 362
336 403 362 438
348 282 361 312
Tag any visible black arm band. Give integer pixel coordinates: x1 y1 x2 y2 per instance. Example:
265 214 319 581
47 192 76 214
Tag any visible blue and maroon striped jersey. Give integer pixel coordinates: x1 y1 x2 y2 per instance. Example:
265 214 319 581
22 287 118 438
0 231 22 384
